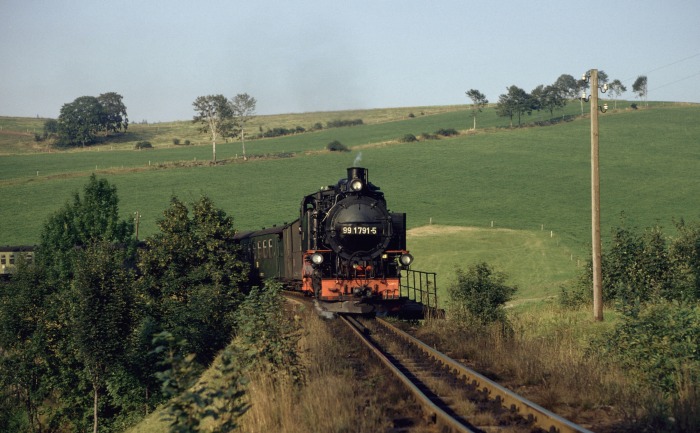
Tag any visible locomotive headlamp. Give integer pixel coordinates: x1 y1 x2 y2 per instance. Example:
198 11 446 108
399 253 414 267
350 179 363 192
311 252 324 265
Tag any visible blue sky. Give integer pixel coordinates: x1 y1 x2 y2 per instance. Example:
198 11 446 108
2 0 699 122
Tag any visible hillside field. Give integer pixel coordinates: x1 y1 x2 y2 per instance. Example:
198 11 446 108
1 102 698 303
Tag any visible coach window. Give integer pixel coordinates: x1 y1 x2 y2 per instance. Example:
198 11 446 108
9 254 15 265
0 254 5 265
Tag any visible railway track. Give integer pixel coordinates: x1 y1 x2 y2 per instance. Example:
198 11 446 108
340 314 595 433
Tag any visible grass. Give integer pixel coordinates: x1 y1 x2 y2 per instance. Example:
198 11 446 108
1 102 699 302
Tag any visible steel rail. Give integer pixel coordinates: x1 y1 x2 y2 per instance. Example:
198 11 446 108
340 314 478 433
374 317 595 433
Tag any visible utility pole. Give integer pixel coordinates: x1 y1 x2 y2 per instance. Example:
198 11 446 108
582 69 607 322
590 70 603 321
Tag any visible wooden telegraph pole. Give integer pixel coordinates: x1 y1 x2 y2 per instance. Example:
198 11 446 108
589 69 604 321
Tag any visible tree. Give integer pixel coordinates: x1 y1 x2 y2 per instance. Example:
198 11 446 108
554 74 578 99
608 79 627 110
38 174 134 282
465 89 488 130
495 85 532 127
97 92 129 133
192 95 233 162
58 96 104 147
533 84 567 119
70 241 135 433
230 93 257 160
137 196 249 363
632 75 648 107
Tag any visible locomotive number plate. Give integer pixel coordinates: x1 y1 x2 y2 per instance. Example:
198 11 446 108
341 225 378 235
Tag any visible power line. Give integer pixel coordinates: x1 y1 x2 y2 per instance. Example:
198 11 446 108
650 70 700 92
623 52 700 83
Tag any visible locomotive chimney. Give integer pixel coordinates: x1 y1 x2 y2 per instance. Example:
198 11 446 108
347 167 368 184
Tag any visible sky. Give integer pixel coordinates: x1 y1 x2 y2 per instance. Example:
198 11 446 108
2 0 699 122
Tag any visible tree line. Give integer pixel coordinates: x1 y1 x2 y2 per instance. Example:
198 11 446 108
0 175 297 433
466 72 649 129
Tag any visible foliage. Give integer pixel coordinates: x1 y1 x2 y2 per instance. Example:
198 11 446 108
230 93 257 160
326 140 349 151
55 93 128 147
608 79 627 109
137 196 249 364
192 94 233 162
37 174 134 282
434 128 458 137
399 133 417 143
553 74 579 99
173 138 180 145
495 85 533 127
595 301 700 397
633 75 648 105
234 282 303 382
465 88 488 129
98 92 129 134
0 262 58 433
531 84 567 118
448 262 517 326
69 240 136 433
135 140 153 149
561 218 700 309
57 96 105 147
153 332 250 433
326 118 363 128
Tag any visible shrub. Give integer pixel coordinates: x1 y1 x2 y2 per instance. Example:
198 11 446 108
312 122 323 130
326 140 349 152
408 112 415 118
596 301 700 395
184 140 191 146
631 103 638 110
326 119 363 128
172 138 180 145
399 133 417 143
135 141 152 149
435 128 459 137
420 132 438 140
448 262 517 326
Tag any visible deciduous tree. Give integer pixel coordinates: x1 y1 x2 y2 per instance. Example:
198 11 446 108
465 89 488 130
58 96 104 147
495 85 532 127
608 79 627 109
97 92 129 133
192 95 233 162
632 75 648 107
230 93 257 160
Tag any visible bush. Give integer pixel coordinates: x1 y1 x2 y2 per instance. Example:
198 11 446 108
184 140 191 146
326 140 349 152
596 301 700 395
135 141 152 149
448 262 517 326
420 132 438 140
172 138 180 145
399 133 417 143
326 119 363 128
435 128 459 137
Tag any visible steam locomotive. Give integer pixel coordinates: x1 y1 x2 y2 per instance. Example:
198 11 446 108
235 167 417 315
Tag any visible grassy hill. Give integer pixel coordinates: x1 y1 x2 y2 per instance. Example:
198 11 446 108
1 101 698 303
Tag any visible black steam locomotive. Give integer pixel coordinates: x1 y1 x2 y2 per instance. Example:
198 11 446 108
235 167 420 314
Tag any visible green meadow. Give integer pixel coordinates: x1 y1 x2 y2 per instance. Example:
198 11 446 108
1 102 698 304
